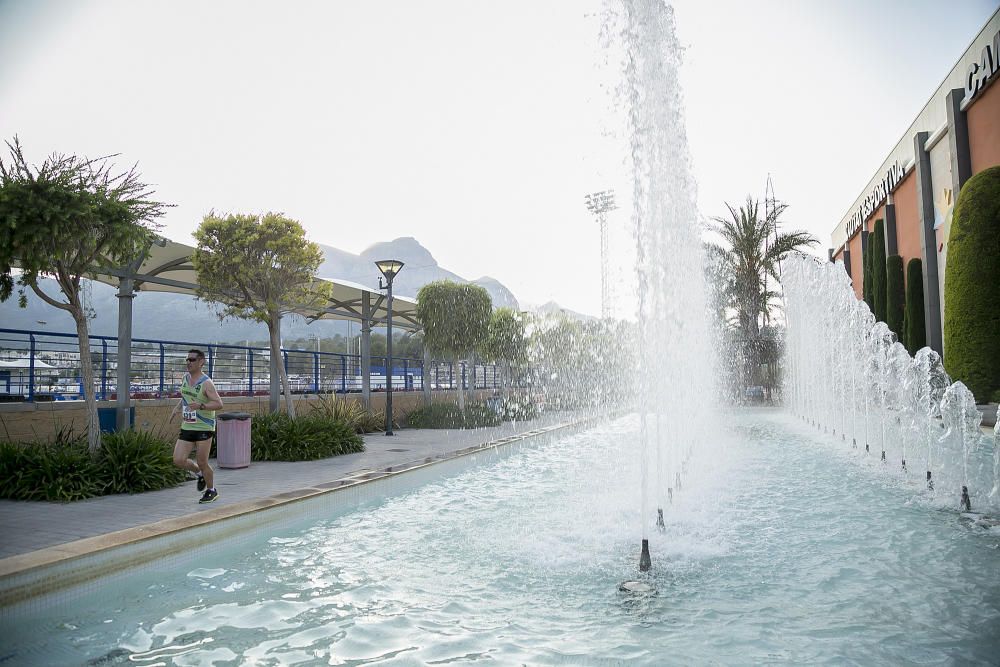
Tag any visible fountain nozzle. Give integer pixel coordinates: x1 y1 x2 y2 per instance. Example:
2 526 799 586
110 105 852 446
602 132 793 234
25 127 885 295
961 486 972 512
639 539 651 572
927 470 933 490
881 450 886 462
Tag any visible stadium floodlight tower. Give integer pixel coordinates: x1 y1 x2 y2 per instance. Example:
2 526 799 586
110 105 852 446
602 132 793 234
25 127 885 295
584 189 617 319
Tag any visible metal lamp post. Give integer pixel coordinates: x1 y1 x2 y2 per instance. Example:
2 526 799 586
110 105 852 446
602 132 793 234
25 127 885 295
375 259 404 435
584 189 617 320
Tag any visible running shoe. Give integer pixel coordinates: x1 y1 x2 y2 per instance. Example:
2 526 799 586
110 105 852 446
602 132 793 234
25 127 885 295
199 489 218 504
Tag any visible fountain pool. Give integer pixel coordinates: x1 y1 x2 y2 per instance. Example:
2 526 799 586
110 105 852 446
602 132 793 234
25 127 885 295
2 410 999 665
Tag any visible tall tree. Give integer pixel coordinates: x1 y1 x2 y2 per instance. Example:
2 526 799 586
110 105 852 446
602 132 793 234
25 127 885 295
707 196 817 341
483 307 527 397
416 281 492 412
0 138 168 451
193 212 327 417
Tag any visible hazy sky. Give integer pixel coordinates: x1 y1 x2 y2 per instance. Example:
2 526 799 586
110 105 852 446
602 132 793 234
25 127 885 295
2 0 997 316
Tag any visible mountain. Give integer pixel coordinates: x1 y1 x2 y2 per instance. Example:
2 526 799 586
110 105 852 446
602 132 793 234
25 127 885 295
530 301 597 323
317 237 519 310
0 237 520 340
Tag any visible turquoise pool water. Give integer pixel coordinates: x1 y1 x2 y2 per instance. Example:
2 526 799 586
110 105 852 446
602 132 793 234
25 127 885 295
3 410 999 665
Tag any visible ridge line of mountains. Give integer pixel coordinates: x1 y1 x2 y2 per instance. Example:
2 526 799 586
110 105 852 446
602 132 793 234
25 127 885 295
1 237 591 341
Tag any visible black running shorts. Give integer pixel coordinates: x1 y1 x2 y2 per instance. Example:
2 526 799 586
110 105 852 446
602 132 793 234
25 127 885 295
178 430 214 443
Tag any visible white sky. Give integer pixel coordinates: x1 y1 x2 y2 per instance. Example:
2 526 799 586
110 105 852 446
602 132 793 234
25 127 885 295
2 0 997 317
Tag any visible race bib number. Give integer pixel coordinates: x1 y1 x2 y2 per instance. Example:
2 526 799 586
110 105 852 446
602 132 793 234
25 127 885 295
182 406 197 423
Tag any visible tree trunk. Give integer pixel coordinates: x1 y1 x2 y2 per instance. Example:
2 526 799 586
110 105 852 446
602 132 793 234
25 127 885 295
268 312 296 418
456 356 466 412
72 307 100 453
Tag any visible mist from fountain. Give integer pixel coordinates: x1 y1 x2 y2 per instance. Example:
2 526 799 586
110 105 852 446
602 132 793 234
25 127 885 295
783 254 998 514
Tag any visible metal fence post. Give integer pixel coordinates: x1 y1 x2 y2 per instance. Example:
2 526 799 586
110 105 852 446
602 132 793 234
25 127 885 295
27 333 35 402
207 344 215 377
341 355 346 393
100 338 108 400
247 345 254 394
314 351 320 393
158 343 165 397
403 359 409 391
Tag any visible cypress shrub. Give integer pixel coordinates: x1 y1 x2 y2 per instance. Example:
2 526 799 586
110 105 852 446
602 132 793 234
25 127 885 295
871 219 887 322
885 255 905 340
905 258 926 355
862 235 874 310
943 165 1000 403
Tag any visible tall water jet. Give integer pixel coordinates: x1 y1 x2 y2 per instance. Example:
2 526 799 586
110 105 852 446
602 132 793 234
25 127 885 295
608 0 713 573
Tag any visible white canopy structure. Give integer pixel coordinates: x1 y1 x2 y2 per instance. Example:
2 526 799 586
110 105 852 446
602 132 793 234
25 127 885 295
84 236 424 428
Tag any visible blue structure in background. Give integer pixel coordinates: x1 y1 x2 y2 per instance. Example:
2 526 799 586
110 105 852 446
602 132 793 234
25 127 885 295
0 328 503 402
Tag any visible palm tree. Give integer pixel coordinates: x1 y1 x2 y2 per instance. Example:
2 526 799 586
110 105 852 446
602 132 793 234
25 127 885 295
707 196 817 396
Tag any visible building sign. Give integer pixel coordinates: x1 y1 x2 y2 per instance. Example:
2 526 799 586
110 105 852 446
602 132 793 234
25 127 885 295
846 161 905 239
962 27 1000 106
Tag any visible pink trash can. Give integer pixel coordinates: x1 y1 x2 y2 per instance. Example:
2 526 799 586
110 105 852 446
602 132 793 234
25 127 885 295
217 412 252 469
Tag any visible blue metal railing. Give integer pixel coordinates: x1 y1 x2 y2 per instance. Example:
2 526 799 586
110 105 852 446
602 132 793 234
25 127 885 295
0 328 505 402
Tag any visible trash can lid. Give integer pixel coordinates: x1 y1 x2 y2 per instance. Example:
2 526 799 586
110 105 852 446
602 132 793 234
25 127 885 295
218 412 252 420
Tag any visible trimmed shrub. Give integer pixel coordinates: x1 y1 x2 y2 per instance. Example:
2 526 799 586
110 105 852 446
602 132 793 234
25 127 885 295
885 255 905 340
0 439 100 502
943 165 1000 402
313 395 388 433
251 413 363 461
0 429 185 501
405 398 539 429
405 402 500 429
871 219 887 322
862 235 874 310
905 258 926 355
97 430 187 494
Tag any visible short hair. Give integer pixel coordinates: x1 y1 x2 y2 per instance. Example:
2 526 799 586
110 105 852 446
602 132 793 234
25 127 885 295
188 348 206 360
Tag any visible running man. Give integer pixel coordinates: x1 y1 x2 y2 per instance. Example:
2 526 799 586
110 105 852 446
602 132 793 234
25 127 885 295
171 348 224 503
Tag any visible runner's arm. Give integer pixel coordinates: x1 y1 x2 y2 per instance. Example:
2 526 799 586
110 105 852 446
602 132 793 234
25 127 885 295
190 380 223 411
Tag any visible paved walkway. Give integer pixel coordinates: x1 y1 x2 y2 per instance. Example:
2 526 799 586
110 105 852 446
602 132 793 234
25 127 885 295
0 413 584 561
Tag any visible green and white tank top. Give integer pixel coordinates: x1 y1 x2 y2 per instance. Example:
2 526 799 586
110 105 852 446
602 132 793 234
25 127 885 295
180 373 216 432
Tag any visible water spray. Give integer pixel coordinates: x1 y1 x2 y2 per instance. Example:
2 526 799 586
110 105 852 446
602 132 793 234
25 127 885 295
927 470 934 490
961 486 972 512
656 508 665 531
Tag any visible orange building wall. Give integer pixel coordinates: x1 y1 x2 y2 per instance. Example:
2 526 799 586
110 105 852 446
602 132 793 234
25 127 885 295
968 78 1000 174
892 172 921 285
848 232 863 299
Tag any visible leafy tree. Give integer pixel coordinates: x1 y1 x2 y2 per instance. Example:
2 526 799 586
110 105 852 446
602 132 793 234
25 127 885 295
193 212 327 417
707 195 815 388
416 280 491 412
943 165 1000 402
870 219 887 322
885 254 905 340
483 308 528 395
707 196 816 340
0 138 168 451
905 258 926 355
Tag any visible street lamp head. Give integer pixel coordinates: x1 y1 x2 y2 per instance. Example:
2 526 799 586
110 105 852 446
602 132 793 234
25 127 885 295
584 189 617 215
375 259 404 283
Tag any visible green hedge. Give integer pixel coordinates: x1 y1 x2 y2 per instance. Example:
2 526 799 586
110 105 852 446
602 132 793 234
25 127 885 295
943 165 1000 403
250 413 364 461
871 219 887 322
885 255 905 340
863 233 874 310
0 430 184 502
905 258 926 355
406 399 539 429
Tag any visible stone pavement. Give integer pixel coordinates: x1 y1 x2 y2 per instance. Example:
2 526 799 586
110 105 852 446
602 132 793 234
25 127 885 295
0 413 583 561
